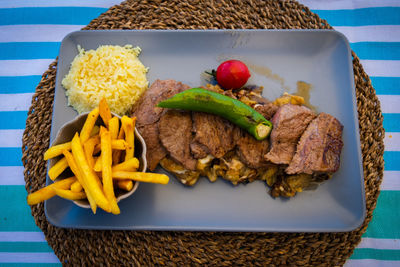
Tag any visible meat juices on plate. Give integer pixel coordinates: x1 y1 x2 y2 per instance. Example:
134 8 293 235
264 104 316 165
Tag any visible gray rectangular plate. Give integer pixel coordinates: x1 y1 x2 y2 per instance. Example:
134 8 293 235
46 30 365 232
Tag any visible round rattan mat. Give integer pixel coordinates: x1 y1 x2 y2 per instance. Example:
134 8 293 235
22 0 385 266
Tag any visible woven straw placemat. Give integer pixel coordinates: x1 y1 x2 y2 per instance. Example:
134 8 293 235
22 0 384 265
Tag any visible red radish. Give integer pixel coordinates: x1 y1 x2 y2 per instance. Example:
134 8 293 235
214 60 251 90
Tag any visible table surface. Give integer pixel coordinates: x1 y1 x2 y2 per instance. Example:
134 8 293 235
0 0 398 266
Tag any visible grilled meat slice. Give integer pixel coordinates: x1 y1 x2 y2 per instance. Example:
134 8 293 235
286 113 343 174
133 80 190 170
236 130 270 169
265 104 316 165
191 112 240 158
159 110 197 170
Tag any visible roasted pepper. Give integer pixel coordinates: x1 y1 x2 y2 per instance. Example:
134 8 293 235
157 88 272 140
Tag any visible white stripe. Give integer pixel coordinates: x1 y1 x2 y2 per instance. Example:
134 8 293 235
0 25 84 42
0 252 59 263
360 60 400 77
335 25 400 42
0 0 120 8
0 130 24 147
0 93 33 111
0 166 25 185
385 133 400 151
299 0 400 10
358 238 400 250
381 171 400 191
346 259 400 267
0 232 46 242
378 95 400 114
0 59 53 76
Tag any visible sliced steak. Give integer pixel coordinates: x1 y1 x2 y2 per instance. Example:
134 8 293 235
265 104 316 165
137 123 167 171
286 113 343 175
191 112 239 159
133 79 190 170
236 130 270 169
159 110 197 170
254 102 279 120
133 79 190 126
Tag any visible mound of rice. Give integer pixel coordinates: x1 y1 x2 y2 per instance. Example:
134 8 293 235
62 45 149 115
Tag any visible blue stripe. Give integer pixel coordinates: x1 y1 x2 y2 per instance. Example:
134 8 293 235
312 7 400 26
383 113 400 132
0 43 60 60
384 151 400 171
0 112 27 129
0 148 22 166
371 77 400 95
0 186 42 231
350 42 400 60
0 264 61 267
0 76 41 94
1 41 400 61
0 7 106 25
363 191 400 238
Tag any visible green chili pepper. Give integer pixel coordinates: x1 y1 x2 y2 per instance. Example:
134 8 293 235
157 88 273 140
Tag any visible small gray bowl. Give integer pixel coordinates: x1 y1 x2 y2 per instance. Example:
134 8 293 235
48 112 147 209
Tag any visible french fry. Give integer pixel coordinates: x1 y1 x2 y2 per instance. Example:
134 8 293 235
108 116 119 139
100 127 120 214
112 157 140 172
112 125 125 164
53 188 86 200
112 171 169 185
71 134 111 213
63 150 97 214
70 181 83 192
83 136 100 169
27 176 76 205
93 155 102 172
95 139 128 152
80 107 99 143
90 125 100 137
99 98 112 127
117 180 134 191
121 116 135 161
44 141 71 160
48 157 68 181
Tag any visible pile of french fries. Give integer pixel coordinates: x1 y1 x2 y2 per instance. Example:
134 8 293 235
27 99 169 214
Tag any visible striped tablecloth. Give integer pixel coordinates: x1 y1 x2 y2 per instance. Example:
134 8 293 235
0 0 398 265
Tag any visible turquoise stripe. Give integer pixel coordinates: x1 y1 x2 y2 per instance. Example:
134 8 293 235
0 43 60 60
0 148 22 166
0 111 27 129
0 186 41 232
0 7 106 25
351 42 400 60
351 248 400 260
312 7 400 26
363 191 400 238
0 243 53 253
383 114 400 132
0 264 60 267
0 76 41 94
371 77 400 95
2 42 400 61
384 152 400 171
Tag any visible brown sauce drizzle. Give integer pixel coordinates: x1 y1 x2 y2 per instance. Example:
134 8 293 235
294 81 318 112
